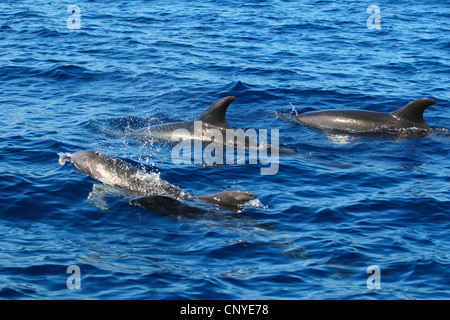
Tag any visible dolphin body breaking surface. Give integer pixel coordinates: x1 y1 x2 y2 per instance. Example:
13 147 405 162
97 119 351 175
59 150 257 209
131 96 294 153
132 96 239 142
293 98 436 136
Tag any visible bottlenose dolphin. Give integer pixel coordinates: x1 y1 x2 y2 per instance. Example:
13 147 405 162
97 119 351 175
293 98 436 136
133 96 238 141
132 96 293 153
129 192 257 216
59 150 257 208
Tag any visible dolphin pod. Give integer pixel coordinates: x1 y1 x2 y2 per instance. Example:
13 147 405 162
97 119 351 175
60 95 442 216
292 98 436 135
59 150 257 211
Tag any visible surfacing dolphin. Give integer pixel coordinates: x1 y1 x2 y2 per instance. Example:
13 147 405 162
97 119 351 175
59 150 257 209
132 96 294 153
293 98 436 137
133 96 238 142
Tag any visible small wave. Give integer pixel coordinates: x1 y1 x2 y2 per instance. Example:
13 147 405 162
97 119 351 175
30 27 62 38
0 24 13 31
0 66 39 81
0 64 97 82
40 65 97 81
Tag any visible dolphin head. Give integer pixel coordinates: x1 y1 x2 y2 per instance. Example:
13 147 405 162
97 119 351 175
197 190 257 207
68 150 103 177
222 190 257 205
65 150 140 185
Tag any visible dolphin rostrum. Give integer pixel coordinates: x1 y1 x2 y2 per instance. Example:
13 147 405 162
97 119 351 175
293 98 436 135
59 150 257 208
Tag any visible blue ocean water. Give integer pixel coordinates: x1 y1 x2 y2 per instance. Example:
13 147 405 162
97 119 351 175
0 0 449 300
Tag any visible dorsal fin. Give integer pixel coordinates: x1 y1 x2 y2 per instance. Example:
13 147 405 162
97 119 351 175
390 98 435 124
195 96 236 128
